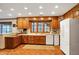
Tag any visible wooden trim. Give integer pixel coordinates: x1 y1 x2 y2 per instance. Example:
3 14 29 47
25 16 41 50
29 20 52 22
17 16 58 18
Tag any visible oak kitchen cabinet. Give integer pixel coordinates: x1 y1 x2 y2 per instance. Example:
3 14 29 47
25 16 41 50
51 17 59 29
28 35 46 45
17 17 29 29
5 36 21 49
20 35 46 45
21 35 29 43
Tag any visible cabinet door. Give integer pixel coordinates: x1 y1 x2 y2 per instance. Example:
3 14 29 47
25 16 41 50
22 20 27 28
28 36 33 44
17 18 29 29
5 37 13 48
32 36 46 45
17 18 24 29
51 17 59 29
22 36 29 43
38 36 46 44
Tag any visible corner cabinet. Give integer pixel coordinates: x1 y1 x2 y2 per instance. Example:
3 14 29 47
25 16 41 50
5 36 21 49
17 17 29 29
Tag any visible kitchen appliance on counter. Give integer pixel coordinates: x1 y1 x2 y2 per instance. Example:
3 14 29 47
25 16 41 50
23 29 27 34
60 18 79 55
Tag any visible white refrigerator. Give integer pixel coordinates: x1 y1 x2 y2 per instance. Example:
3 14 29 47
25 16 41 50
60 18 79 55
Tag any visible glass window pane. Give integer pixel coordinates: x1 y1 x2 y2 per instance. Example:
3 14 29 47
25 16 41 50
44 22 50 32
32 22 37 32
0 24 1 34
38 22 43 32
2 24 7 34
0 23 12 34
6 25 12 33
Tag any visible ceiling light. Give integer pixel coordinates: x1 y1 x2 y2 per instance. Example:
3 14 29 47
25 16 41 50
18 13 22 16
51 11 55 14
8 14 12 16
40 17 44 20
10 8 14 11
0 9 2 12
55 5 59 8
39 6 43 9
24 7 28 10
28 12 32 15
48 17 51 20
33 18 36 20
40 12 44 15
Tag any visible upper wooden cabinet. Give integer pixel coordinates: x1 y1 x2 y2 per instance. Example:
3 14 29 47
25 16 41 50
17 16 59 29
17 17 29 29
51 17 59 29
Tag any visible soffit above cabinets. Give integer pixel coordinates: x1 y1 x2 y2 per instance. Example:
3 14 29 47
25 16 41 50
0 3 77 19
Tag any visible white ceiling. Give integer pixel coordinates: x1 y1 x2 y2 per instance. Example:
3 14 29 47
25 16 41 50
0 3 77 19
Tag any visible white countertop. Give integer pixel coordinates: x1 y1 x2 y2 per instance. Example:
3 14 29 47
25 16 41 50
0 33 59 38
18 33 59 36
18 34 47 36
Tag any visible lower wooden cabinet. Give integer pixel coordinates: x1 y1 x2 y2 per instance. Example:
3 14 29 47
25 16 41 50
5 36 21 49
21 35 46 45
4 35 46 49
21 35 29 43
28 35 46 45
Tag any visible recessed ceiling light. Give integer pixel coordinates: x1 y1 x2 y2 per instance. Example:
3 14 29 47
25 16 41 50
33 18 36 20
51 11 55 14
55 5 59 8
40 12 44 15
40 17 44 20
10 8 14 11
18 13 22 16
0 9 2 12
8 13 12 16
28 12 32 15
39 6 43 9
24 7 28 10
48 17 51 20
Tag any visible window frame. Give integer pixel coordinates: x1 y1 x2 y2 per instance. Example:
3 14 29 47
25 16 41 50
30 21 51 33
0 22 12 34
